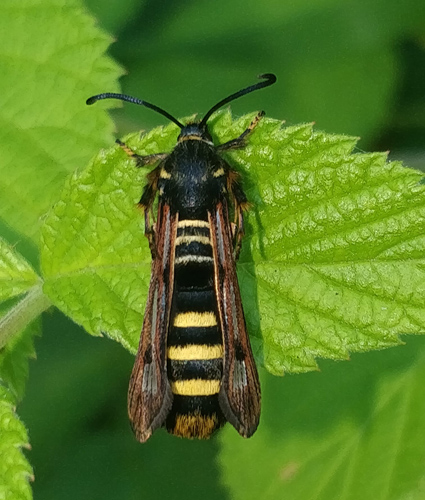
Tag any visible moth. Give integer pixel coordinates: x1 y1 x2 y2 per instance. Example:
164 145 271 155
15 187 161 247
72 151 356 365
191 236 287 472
87 73 277 441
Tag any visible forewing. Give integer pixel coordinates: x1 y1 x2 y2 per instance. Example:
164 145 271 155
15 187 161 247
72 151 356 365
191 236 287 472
209 201 261 437
128 203 177 442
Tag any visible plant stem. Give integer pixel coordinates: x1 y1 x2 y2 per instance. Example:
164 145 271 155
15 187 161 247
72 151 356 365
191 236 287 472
0 285 51 349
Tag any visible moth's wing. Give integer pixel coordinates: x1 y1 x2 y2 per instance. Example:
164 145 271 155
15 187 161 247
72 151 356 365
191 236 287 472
209 201 261 437
128 203 177 442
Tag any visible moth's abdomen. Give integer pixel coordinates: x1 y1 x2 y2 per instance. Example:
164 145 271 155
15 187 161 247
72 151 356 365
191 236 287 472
166 218 225 438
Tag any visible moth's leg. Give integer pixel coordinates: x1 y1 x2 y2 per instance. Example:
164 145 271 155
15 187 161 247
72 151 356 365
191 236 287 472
232 206 246 261
227 170 250 260
138 167 161 259
143 209 157 259
229 205 246 261
116 139 168 167
216 111 265 152
139 198 156 259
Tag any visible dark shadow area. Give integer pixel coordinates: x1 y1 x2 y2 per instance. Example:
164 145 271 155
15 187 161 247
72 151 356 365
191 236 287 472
261 334 425 436
374 39 425 166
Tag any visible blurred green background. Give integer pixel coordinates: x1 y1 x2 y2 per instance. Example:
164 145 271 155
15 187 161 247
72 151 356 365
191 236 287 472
17 0 425 498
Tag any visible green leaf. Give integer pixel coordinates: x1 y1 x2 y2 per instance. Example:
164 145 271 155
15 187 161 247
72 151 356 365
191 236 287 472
0 0 122 242
0 321 39 402
0 385 32 500
40 111 425 373
212 114 425 374
0 238 39 302
219 336 425 500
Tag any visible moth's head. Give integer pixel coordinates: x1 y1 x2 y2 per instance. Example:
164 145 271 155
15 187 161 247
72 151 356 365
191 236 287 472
177 123 213 144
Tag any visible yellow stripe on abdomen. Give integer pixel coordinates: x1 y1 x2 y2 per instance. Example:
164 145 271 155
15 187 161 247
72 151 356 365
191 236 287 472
167 344 223 360
173 311 217 328
177 219 210 229
175 235 211 246
171 379 220 396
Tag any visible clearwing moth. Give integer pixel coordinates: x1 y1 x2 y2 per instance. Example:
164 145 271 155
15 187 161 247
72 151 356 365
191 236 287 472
87 73 277 441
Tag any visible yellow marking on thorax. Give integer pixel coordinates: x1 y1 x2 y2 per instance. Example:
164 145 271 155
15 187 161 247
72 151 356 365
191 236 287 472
173 311 217 328
179 135 213 145
177 220 210 229
173 413 218 439
179 135 203 141
171 379 220 396
167 344 223 360
175 235 211 246
160 168 171 179
213 167 225 178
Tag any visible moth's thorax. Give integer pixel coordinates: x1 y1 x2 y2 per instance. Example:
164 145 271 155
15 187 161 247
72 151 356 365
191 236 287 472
158 139 227 218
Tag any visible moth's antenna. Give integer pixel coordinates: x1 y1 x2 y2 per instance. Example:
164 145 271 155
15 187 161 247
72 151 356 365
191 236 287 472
86 93 184 129
200 73 277 127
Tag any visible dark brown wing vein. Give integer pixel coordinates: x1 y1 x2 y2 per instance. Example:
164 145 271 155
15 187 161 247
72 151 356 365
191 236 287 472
128 203 178 442
209 201 261 437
